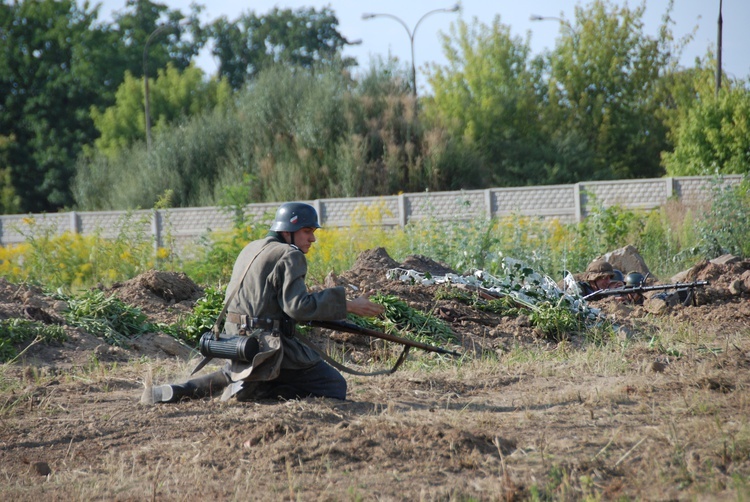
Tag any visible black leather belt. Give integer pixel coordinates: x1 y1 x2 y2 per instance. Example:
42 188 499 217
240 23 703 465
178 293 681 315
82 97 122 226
225 313 296 335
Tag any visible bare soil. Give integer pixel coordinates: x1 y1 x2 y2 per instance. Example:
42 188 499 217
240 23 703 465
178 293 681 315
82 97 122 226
1 250 749 500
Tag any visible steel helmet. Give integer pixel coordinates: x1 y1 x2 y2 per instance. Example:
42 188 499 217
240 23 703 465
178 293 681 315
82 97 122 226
624 272 645 287
270 202 321 232
611 269 625 283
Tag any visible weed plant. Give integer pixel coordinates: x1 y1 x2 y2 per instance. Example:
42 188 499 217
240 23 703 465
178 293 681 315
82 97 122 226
0 214 164 289
349 293 456 345
58 290 162 347
172 285 226 345
0 319 67 362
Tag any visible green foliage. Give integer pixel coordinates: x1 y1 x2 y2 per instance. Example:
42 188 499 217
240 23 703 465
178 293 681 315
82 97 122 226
2 213 158 289
692 177 750 258
543 0 674 180
0 135 21 213
60 290 158 347
576 201 644 258
183 219 271 286
108 0 204 80
171 285 226 345
426 16 547 187
662 81 750 176
635 204 695 277
90 64 232 157
74 100 242 210
75 62 473 210
0 319 67 363
0 0 106 211
0 0 203 213
349 294 455 346
0 166 21 215
529 301 584 340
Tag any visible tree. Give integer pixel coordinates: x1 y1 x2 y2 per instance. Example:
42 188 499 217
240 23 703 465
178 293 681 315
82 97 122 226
0 0 204 213
656 53 750 176
425 16 548 187
0 0 108 211
90 64 232 157
210 6 356 89
662 80 750 176
0 135 21 214
110 0 205 79
543 0 676 180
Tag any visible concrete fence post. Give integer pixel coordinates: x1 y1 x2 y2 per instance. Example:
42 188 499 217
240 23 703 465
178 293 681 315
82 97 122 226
398 193 407 227
69 211 80 234
574 183 583 222
152 209 162 254
484 189 493 219
666 177 675 199
312 200 323 225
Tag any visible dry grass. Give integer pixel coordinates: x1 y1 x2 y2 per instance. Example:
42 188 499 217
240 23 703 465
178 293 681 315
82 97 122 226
1 314 749 500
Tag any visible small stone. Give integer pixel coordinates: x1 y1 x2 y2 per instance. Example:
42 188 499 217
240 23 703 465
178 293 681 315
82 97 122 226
729 279 743 295
31 461 51 476
651 361 667 373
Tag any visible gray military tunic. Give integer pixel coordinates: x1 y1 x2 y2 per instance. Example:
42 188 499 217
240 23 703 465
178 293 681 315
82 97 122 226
223 234 347 375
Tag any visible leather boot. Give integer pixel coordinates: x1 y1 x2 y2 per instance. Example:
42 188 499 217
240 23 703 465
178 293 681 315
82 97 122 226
141 370 230 404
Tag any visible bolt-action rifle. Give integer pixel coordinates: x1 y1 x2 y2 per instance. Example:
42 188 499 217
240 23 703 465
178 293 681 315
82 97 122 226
297 320 462 376
307 320 462 357
583 280 709 302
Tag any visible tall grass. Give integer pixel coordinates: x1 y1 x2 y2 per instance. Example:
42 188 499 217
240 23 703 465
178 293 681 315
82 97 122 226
1 178 747 289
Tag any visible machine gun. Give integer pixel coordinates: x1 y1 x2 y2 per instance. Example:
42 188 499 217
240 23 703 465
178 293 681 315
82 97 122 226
583 280 709 302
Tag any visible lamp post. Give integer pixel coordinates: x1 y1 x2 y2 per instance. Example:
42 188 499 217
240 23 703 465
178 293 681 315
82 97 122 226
143 22 180 152
362 4 459 99
716 0 723 98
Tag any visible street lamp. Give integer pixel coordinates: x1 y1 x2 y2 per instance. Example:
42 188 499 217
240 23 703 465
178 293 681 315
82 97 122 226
143 21 184 152
362 4 459 99
716 0 723 97
530 14 576 39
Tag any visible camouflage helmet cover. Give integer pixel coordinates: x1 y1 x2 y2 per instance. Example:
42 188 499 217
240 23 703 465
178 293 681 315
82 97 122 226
270 202 321 232
582 260 615 281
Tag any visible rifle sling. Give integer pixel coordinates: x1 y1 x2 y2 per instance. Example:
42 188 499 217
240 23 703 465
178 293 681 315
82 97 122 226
294 331 411 376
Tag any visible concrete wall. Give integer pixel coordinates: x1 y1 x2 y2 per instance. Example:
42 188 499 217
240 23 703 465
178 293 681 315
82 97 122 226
0 175 741 253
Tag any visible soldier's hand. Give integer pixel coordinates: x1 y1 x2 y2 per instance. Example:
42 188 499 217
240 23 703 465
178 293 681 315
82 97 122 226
346 292 385 317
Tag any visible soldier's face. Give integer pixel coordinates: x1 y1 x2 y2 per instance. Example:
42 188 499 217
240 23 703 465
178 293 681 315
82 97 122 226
593 276 611 290
293 227 317 254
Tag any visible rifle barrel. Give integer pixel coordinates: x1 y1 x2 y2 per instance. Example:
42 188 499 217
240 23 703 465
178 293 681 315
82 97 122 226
309 320 461 357
583 280 709 301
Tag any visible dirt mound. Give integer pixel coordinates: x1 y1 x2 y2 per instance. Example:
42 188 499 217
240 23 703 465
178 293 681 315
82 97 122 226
107 270 203 325
679 258 750 302
399 254 457 276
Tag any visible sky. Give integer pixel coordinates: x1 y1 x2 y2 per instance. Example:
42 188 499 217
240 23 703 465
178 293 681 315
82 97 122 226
96 0 750 93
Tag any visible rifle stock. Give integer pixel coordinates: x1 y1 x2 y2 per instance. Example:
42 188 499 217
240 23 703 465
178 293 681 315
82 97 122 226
583 280 709 301
308 320 462 357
